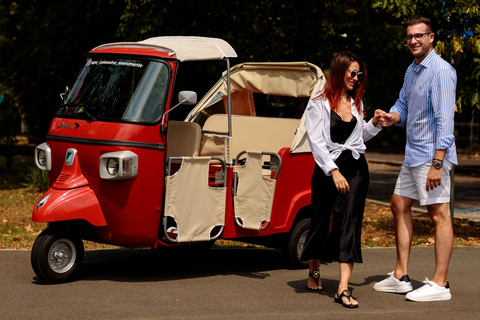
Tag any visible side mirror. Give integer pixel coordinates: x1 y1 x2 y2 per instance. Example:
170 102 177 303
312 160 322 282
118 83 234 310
60 86 69 102
160 91 197 133
178 91 197 105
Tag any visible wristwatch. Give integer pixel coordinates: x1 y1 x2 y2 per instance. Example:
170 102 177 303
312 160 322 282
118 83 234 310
432 159 443 169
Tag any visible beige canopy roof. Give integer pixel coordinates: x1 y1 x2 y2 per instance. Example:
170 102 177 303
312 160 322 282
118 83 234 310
187 61 324 118
93 36 237 62
185 61 326 153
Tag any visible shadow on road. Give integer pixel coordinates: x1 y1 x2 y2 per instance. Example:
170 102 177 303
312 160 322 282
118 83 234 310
72 247 290 283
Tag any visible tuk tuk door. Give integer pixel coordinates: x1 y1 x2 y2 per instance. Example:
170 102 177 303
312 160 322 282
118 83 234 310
162 120 228 243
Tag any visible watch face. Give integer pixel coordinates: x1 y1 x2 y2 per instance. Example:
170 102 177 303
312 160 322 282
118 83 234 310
433 161 443 169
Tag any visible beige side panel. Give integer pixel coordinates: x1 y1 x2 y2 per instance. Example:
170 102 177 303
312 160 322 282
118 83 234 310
164 157 226 242
234 151 276 230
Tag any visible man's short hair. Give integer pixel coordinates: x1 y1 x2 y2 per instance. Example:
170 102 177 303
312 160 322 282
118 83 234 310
407 14 433 33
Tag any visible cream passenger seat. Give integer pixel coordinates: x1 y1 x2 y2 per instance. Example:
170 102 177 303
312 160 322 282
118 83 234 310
166 120 202 158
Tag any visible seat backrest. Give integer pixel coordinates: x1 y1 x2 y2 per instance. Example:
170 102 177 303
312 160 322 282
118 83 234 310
166 121 202 158
201 114 300 161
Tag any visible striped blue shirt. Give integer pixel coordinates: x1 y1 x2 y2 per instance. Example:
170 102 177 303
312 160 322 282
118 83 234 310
390 49 457 167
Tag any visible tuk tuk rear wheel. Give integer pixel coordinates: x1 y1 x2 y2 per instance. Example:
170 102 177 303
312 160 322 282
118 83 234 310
283 218 310 269
31 227 84 283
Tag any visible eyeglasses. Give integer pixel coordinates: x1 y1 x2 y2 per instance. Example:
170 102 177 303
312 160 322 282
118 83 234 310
405 33 431 42
347 70 363 80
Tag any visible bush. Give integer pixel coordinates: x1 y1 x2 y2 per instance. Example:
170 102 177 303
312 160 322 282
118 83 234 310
464 143 480 156
22 167 49 193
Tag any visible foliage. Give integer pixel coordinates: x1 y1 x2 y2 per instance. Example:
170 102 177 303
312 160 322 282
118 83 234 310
464 143 480 156
0 84 21 172
0 0 479 151
372 0 480 113
22 167 49 193
0 0 126 142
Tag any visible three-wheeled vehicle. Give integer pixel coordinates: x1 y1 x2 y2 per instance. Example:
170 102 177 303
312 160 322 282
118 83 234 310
31 36 326 283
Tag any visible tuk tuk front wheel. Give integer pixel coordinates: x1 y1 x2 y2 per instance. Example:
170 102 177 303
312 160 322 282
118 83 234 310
31 227 84 283
283 217 310 269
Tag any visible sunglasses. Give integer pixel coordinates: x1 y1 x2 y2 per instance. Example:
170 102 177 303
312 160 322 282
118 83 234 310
347 69 364 80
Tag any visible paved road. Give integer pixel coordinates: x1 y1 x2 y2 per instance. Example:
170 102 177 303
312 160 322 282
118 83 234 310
1 247 479 320
1 152 478 319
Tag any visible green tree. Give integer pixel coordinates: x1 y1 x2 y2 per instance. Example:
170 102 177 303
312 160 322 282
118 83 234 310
373 0 480 112
1 0 479 154
0 0 126 142
372 0 480 151
0 84 20 172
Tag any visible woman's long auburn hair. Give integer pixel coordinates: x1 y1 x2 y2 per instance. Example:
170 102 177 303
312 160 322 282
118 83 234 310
317 51 368 116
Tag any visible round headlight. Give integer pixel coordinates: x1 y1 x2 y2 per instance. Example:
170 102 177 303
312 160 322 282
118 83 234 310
106 158 119 176
37 150 47 166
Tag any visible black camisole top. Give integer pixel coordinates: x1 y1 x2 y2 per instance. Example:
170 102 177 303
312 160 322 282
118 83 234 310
330 109 357 144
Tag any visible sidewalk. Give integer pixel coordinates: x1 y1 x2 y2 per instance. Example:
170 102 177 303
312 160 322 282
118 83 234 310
365 152 480 224
366 152 480 175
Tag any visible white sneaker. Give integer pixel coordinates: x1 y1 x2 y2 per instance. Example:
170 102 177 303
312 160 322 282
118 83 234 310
373 271 413 293
405 278 451 302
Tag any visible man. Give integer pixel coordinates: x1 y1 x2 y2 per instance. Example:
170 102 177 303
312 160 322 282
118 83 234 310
374 14 457 302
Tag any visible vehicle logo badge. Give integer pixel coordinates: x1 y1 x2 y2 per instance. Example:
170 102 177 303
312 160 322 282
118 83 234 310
58 122 74 129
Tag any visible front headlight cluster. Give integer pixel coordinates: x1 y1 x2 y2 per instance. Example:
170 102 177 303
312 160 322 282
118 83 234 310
99 151 138 180
35 143 52 171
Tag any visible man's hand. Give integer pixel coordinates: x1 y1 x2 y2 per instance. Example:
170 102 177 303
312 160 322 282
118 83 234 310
426 166 442 191
379 112 397 127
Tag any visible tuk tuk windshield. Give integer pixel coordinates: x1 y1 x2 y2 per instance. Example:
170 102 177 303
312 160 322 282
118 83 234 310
58 57 170 123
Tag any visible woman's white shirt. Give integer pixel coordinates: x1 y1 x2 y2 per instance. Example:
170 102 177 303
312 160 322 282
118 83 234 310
305 94 382 176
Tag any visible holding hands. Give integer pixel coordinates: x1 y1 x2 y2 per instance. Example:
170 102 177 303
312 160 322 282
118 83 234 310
372 109 399 127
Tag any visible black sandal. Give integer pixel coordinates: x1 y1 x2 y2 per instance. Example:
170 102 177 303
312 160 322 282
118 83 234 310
308 270 322 291
334 290 358 308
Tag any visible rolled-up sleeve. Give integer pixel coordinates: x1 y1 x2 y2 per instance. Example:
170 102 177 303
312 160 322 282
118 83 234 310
431 67 457 150
363 118 382 142
305 99 337 175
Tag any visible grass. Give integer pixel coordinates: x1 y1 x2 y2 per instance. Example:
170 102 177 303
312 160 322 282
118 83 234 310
1 145 479 249
362 201 480 247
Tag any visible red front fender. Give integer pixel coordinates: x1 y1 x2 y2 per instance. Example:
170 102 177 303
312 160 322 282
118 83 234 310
33 186 107 227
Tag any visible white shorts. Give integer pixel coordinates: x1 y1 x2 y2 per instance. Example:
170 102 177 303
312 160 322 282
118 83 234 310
393 160 453 206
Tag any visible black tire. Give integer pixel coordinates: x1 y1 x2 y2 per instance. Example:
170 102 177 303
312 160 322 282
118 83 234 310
31 227 84 284
283 218 310 269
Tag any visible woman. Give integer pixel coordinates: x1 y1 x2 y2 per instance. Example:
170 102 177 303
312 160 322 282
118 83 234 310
300 51 385 308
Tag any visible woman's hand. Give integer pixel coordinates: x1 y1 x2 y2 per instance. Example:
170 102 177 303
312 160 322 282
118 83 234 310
372 109 386 127
331 169 349 193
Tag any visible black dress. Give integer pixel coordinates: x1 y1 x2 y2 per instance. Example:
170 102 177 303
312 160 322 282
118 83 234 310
300 109 369 263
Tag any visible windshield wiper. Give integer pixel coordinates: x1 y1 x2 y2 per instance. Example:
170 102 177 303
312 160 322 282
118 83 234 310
60 103 96 121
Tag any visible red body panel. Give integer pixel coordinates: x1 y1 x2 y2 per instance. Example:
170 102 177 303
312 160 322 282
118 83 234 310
220 148 314 239
90 46 174 59
43 118 166 246
33 186 106 227
269 148 315 233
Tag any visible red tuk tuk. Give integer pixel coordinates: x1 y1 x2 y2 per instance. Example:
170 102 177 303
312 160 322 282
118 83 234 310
31 36 325 283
